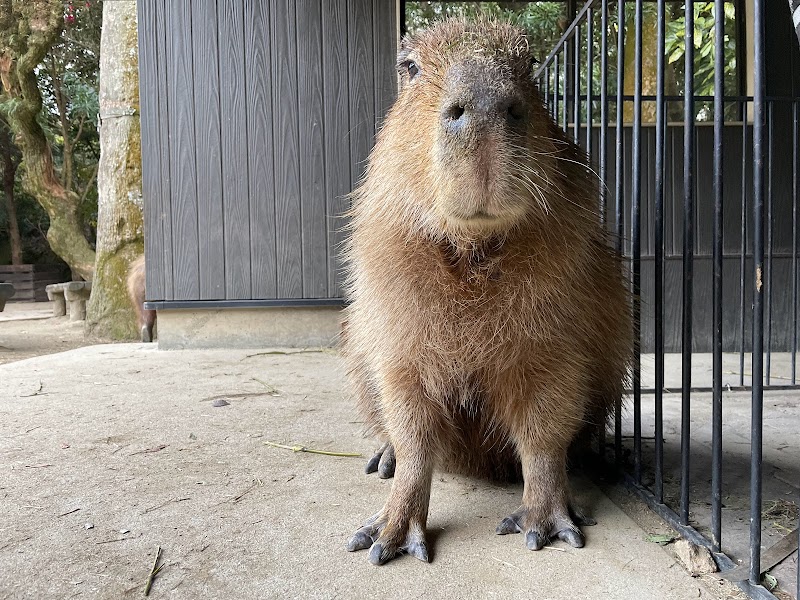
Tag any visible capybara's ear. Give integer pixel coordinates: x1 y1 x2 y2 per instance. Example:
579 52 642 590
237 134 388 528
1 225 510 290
397 36 413 67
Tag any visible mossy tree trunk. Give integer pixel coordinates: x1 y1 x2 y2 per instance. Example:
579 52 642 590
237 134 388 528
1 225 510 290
622 9 681 124
85 0 142 339
0 0 96 278
0 117 22 264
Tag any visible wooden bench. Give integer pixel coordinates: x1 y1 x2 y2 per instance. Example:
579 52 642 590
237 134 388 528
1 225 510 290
46 282 92 321
0 264 69 302
0 282 15 312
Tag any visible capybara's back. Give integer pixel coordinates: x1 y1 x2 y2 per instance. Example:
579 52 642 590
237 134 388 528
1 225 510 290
126 255 156 342
340 18 631 565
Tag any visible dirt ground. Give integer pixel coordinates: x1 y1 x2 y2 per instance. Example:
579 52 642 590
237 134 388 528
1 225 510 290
0 303 112 366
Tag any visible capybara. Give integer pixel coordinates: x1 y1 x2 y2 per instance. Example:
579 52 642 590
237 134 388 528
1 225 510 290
340 18 632 565
126 255 156 342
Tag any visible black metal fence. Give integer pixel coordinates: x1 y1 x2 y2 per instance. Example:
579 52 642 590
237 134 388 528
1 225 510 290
533 1 799 599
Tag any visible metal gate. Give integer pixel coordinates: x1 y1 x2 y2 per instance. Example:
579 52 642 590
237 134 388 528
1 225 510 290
531 1 799 598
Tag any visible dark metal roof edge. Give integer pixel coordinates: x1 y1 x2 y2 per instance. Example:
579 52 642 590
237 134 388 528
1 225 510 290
144 298 347 310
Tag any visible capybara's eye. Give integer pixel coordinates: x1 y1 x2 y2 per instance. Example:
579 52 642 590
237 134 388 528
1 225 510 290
407 61 419 79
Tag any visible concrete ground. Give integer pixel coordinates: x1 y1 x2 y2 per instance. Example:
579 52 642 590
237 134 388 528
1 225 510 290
0 301 111 366
629 354 800 600
0 333 748 600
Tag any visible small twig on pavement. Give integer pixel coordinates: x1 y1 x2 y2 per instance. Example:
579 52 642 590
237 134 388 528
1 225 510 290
240 349 326 361
231 480 262 504
491 557 521 571
251 378 281 396
96 536 135 545
202 392 266 403
129 444 168 456
142 497 191 515
58 508 80 517
144 546 163 596
263 440 362 457
20 381 44 398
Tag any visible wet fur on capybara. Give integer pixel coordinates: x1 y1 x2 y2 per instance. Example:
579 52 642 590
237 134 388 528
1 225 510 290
126 255 156 342
340 18 632 565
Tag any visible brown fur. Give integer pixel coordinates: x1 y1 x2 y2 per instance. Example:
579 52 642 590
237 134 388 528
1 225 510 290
126 255 156 342
341 19 632 564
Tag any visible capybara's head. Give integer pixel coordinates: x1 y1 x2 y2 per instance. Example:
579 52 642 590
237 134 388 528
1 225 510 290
375 18 561 239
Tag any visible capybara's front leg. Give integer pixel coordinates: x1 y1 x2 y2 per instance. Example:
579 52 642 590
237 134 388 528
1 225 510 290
347 387 439 565
496 450 594 549
494 377 596 551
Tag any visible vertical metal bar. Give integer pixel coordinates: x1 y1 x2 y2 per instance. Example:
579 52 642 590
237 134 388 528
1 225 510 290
740 115 747 387
765 103 773 385
654 0 666 505
545 65 551 116
631 0 642 484
598 0 609 461
554 52 560 126
794 101 798 385
574 25 581 144
563 48 569 133
680 0 695 527
750 0 766 585
600 0 609 226
614 0 625 464
711 0 724 553
586 8 594 155
400 0 407 36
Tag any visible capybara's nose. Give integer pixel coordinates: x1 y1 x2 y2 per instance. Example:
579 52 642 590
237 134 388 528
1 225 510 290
441 87 525 138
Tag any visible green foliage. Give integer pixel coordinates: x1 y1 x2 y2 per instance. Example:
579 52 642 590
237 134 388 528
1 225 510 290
405 2 741 123
663 2 738 120
0 182 62 264
34 0 102 241
405 2 568 62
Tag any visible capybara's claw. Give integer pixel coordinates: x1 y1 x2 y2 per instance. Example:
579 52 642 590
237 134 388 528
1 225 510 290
495 514 523 535
556 527 584 548
346 528 375 552
525 530 546 550
364 452 381 474
347 514 428 565
364 442 395 479
496 504 591 550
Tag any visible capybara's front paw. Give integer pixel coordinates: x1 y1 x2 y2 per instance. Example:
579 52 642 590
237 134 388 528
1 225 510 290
346 511 429 565
495 503 596 550
364 442 395 479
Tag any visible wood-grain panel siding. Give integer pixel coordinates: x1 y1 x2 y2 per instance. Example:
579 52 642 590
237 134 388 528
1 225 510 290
271 0 303 298
323 0 352 298
140 0 398 303
373 0 398 129
245 0 278 298
192 0 226 300
137 0 166 301
297 0 328 298
219 0 251 299
165 0 199 300
348 0 376 189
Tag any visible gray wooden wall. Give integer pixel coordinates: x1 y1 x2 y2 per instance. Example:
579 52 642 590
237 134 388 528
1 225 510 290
137 0 398 302
584 118 798 353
